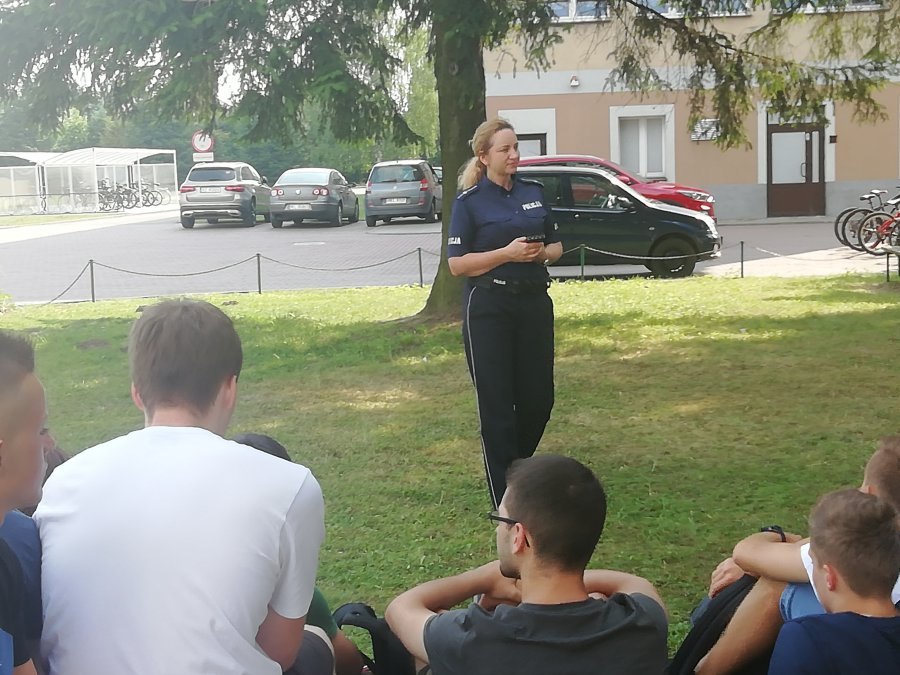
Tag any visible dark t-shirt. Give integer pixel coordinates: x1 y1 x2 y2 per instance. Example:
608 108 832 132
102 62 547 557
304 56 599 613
769 612 900 675
0 538 29 672
0 511 42 642
448 175 560 282
423 593 668 675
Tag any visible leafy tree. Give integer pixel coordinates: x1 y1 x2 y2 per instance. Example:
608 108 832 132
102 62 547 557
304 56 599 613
0 0 895 315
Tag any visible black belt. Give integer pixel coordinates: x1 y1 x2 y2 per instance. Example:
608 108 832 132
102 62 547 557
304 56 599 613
470 276 550 294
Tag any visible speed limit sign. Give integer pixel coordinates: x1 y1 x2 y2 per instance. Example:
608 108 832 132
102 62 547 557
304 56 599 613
191 131 215 153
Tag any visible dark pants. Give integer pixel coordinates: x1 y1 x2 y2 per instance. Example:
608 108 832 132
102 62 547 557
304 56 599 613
463 284 555 508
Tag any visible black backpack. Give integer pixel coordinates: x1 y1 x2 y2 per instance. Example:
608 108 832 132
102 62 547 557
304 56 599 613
667 575 772 675
332 602 417 675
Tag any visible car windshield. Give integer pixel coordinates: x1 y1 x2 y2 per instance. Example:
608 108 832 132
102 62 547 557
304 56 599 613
188 167 235 182
599 159 649 184
370 165 423 183
277 169 331 185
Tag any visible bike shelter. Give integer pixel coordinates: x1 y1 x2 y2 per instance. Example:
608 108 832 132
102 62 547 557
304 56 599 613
0 147 177 215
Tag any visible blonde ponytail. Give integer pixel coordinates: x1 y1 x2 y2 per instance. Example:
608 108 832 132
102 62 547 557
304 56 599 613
457 117 516 191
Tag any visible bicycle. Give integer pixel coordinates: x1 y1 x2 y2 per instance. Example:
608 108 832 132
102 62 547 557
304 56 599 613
833 190 885 248
858 209 900 255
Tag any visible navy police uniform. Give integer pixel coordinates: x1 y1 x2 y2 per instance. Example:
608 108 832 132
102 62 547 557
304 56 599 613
448 175 560 507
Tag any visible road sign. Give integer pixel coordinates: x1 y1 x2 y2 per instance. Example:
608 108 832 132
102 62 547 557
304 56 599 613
192 152 214 162
191 131 215 153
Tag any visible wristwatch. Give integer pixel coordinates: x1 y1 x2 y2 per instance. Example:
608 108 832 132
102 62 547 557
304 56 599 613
760 525 786 542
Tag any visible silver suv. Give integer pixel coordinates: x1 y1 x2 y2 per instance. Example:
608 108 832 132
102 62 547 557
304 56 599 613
179 162 271 229
364 160 442 227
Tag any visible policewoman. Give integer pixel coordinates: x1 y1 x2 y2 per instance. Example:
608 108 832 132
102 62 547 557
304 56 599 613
447 117 563 508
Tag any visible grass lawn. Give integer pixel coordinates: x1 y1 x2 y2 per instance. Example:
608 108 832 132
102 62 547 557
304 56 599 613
0 213 114 228
2 274 899 648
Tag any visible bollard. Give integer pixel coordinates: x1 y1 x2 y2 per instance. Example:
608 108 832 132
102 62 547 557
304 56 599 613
256 253 262 294
89 259 95 302
417 247 424 288
579 245 585 281
740 241 744 279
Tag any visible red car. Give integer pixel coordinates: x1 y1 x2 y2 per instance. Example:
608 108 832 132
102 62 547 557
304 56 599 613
518 154 716 220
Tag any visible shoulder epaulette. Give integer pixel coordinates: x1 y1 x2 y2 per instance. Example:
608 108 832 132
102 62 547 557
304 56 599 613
457 184 480 200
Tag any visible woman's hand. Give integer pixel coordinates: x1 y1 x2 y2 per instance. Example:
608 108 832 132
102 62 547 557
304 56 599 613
504 237 544 263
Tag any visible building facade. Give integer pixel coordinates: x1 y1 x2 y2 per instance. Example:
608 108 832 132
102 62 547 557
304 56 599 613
485 1 898 220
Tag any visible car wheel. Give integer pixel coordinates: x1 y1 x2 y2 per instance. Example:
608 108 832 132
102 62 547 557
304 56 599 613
348 200 360 224
242 200 257 227
648 238 697 278
272 216 283 229
424 200 437 223
181 215 195 229
331 203 342 226
207 217 218 224
366 216 377 228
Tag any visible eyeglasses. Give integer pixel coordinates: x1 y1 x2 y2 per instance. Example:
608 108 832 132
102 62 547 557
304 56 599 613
487 511 520 526
487 511 531 547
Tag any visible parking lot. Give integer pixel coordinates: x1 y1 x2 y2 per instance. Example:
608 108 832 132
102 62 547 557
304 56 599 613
0 208 892 304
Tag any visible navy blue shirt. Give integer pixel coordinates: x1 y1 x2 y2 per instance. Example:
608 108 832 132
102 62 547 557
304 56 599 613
448 175 559 281
0 512 41 642
769 612 900 675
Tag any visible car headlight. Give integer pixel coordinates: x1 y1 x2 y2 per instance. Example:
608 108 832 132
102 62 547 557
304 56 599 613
677 189 713 202
698 213 719 237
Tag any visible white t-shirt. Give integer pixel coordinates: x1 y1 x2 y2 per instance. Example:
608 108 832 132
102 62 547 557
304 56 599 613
800 542 900 604
34 426 325 675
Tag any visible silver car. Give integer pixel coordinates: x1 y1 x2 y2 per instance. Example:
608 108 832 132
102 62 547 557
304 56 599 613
178 162 271 229
364 160 442 227
269 168 359 228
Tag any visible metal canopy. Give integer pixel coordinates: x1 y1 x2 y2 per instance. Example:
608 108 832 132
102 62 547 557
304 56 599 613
0 151 60 164
42 147 175 166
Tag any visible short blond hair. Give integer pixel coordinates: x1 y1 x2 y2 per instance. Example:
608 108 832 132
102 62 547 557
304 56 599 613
809 488 900 598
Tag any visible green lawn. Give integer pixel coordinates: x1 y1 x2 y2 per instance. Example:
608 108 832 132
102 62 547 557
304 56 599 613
2 275 898 647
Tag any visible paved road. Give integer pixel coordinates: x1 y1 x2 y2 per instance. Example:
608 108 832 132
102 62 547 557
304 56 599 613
0 209 890 303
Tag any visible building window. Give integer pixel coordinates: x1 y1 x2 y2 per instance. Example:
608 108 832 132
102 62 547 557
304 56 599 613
610 104 675 181
639 0 750 15
517 133 547 157
774 0 881 12
549 1 608 21
619 117 665 179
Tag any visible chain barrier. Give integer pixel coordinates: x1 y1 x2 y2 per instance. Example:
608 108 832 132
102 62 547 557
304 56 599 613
43 262 91 305
92 257 257 278
37 239 898 305
261 250 418 272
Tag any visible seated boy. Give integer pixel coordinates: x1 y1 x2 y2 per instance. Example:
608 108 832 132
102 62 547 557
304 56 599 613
768 488 900 674
697 436 900 674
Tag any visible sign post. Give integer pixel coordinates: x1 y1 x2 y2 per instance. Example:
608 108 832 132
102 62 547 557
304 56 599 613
191 131 215 163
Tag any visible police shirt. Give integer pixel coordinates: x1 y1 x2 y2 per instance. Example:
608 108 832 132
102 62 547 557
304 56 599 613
448 175 560 282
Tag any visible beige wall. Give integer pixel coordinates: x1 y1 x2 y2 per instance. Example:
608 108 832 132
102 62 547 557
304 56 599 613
488 90 759 186
485 9 873 74
833 89 899 181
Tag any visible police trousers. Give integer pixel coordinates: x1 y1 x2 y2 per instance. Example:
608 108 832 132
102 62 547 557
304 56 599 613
463 283 555 508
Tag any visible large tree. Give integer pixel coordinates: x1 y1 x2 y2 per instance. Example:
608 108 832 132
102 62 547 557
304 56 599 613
0 0 895 315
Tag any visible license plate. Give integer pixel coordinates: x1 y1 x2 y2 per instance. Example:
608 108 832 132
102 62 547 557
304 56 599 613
287 203 311 211
200 187 220 193
384 198 406 205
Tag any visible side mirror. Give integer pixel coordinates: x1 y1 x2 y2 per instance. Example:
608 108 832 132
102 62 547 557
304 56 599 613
262 176 269 185
618 176 634 186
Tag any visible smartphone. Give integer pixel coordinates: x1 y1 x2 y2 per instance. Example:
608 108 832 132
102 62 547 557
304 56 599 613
524 234 546 243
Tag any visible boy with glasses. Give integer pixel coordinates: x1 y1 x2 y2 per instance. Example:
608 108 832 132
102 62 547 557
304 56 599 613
386 454 668 675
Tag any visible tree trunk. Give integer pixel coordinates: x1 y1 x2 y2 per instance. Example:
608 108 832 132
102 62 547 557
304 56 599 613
420 6 486 320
